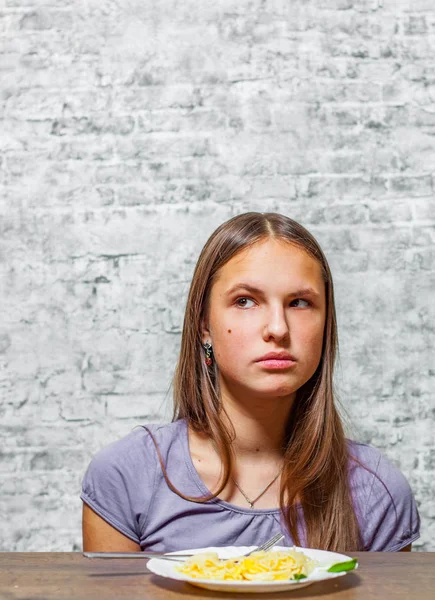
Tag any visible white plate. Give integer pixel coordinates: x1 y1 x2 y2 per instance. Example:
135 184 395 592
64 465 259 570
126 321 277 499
146 545 357 593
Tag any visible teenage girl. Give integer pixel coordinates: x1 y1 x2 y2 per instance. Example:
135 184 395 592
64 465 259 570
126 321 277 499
82 212 420 553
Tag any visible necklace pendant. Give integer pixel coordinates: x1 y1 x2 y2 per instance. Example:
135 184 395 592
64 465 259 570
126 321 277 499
248 501 254 508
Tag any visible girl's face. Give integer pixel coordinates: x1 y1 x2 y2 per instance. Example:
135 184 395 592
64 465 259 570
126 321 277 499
203 239 326 402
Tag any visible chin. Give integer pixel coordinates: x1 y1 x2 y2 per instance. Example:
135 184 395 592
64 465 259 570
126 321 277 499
248 383 298 398
222 373 300 399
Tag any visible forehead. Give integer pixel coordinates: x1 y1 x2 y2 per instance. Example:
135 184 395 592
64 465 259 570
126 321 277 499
213 239 325 292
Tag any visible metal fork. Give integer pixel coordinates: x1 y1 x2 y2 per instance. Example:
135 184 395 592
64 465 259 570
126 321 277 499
84 532 285 561
243 532 285 557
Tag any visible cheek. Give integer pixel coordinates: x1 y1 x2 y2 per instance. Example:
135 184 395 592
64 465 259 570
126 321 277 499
215 329 244 354
296 317 325 358
211 327 250 367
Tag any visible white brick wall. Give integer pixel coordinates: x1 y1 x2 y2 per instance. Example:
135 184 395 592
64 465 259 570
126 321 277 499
0 0 434 551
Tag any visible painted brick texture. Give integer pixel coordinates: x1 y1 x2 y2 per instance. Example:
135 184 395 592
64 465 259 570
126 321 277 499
0 0 434 551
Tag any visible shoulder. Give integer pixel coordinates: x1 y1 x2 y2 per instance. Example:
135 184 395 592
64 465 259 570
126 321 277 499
81 420 187 542
347 440 411 500
140 419 186 450
86 420 186 475
346 440 420 551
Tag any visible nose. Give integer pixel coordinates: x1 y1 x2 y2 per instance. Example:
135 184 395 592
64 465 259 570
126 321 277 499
262 304 290 342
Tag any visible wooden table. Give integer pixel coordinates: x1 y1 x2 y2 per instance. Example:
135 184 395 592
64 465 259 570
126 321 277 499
0 552 434 599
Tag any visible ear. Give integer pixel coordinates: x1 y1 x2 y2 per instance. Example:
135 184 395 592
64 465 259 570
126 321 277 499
201 317 211 346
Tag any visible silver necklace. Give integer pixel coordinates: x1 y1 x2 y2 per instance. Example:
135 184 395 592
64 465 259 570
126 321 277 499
211 441 283 509
231 470 283 508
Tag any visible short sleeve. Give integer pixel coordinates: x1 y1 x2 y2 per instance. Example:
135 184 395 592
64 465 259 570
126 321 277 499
81 428 157 544
351 445 420 551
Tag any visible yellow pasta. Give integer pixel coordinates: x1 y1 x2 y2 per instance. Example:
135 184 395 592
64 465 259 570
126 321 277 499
176 549 316 582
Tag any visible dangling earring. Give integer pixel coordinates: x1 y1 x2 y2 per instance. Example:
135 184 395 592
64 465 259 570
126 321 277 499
203 341 213 366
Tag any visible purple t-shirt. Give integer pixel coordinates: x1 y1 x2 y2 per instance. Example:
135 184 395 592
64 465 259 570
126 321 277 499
81 419 420 552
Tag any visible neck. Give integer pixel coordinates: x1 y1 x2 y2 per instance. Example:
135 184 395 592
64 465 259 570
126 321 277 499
218 379 295 462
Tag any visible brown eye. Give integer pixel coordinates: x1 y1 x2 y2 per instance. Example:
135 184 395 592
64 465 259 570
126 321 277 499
235 297 255 308
290 298 310 308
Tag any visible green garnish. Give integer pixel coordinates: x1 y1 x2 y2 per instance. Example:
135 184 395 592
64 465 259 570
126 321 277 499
293 573 307 580
327 558 358 573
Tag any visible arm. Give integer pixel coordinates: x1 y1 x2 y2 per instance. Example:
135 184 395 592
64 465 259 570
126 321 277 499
81 428 158 552
82 503 141 552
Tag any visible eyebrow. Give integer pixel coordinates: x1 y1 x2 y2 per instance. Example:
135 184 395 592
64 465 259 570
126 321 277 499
225 282 321 298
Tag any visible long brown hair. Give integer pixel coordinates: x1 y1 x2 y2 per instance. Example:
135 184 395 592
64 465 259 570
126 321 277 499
155 212 361 551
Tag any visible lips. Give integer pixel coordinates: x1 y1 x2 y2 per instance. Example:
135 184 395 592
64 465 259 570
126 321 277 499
255 351 296 362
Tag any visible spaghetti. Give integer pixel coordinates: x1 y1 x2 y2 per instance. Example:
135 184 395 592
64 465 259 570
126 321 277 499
176 548 316 582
